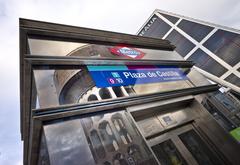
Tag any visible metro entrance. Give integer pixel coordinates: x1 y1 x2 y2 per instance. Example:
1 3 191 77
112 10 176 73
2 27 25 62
19 19 240 165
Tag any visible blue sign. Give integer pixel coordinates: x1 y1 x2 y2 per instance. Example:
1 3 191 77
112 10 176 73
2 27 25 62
87 65 188 88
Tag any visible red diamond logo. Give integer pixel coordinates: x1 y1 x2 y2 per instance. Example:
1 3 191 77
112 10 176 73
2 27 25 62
109 44 145 59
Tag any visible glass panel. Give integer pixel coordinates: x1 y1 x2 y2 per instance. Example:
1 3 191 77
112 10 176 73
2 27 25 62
38 132 50 165
203 29 240 66
44 119 96 165
214 91 240 112
159 12 179 24
225 74 240 87
202 99 235 131
28 38 184 61
177 20 214 42
188 49 227 77
151 139 188 165
139 15 171 38
33 65 194 109
44 110 158 165
179 130 223 165
166 30 195 57
112 86 126 97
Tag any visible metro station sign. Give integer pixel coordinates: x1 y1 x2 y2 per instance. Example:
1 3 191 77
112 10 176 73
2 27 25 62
109 45 145 59
87 65 187 88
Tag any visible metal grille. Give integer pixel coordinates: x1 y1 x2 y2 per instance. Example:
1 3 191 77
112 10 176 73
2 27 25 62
80 111 157 165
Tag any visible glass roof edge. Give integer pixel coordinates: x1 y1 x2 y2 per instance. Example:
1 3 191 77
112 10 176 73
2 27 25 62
32 84 219 119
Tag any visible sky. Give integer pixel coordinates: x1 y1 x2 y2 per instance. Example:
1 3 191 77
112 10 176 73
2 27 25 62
0 0 240 164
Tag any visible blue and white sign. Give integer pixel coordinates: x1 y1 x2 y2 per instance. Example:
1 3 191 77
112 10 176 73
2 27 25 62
87 65 188 88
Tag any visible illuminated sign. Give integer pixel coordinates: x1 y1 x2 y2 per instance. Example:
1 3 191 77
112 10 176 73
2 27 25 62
109 45 145 59
87 65 187 87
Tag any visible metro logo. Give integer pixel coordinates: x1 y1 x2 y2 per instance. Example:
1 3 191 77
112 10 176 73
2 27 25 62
109 44 145 59
118 47 140 56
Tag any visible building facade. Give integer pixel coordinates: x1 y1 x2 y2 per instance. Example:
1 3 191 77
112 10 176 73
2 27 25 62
138 9 240 94
20 19 240 165
138 9 240 142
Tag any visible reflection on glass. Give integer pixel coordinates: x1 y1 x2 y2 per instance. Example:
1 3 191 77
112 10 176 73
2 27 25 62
87 94 98 101
166 30 195 57
124 86 135 96
159 12 179 24
152 140 188 165
179 130 223 165
99 121 119 152
44 111 158 165
44 119 95 165
90 129 106 159
99 88 112 99
139 15 171 38
203 99 235 131
28 38 184 61
81 111 158 165
33 65 193 109
225 74 240 87
112 86 125 97
188 49 227 77
113 153 128 165
214 91 239 112
177 19 213 42
112 113 133 144
38 133 50 165
127 144 143 162
203 29 240 66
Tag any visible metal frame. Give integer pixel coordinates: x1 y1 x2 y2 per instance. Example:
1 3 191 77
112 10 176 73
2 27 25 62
136 9 240 94
20 18 222 165
26 55 194 67
29 84 218 165
20 18 193 140
148 124 228 165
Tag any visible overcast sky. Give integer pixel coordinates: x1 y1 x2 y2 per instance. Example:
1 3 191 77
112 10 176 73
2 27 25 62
0 0 240 164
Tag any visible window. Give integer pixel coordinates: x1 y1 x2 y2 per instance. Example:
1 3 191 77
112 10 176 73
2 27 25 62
166 30 195 57
188 49 227 77
151 140 188 165
112 86 125 97
225 74 240 87
139 16 171 38
28 38 182 61
179 130 223 165
43 111 158 165
177 19 214 42
159 12 179 24
203 29 240 66
87 95 98 101
214 92 239 112
34 65 192 108
99 88 112 99
202 98 235 131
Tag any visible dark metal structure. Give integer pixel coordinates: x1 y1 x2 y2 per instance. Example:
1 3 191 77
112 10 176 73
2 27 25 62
137 9 240 94
137 9 240 145
20 18 240 165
